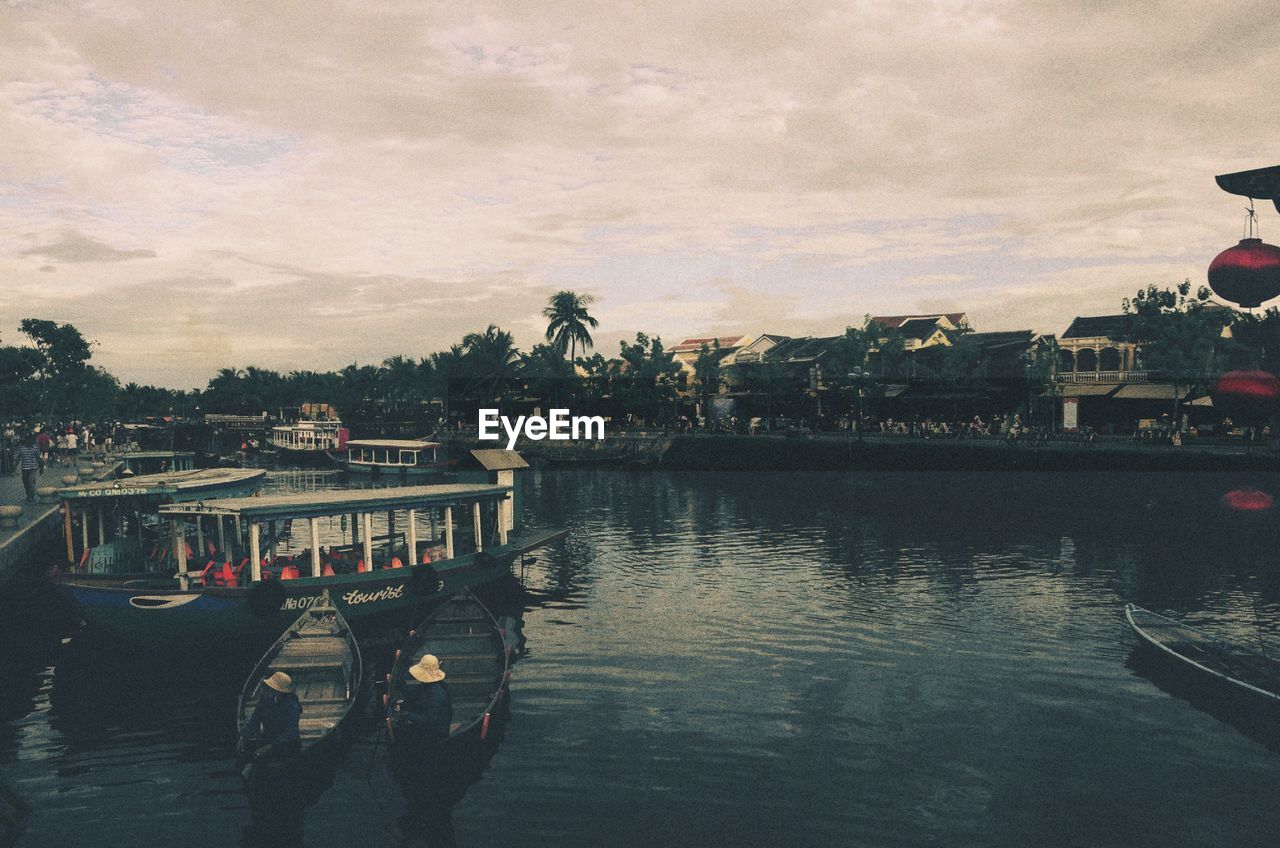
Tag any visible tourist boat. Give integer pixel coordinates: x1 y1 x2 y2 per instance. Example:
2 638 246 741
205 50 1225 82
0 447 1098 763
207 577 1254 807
269 405 348 459
330 438 449 477
1125 604 1280 703
237 590 362 782
55 474 565 648
385 589 512 802
57 467 268 576
118 450 196 476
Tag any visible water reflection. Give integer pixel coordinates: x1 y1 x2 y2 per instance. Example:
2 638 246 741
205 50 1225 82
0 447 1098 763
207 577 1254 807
7 469 1280 847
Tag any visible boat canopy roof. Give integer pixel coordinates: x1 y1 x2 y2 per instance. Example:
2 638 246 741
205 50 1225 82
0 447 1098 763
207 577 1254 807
345 439 440 450
158 482 511 521
59 468 266 501
122 450 196 460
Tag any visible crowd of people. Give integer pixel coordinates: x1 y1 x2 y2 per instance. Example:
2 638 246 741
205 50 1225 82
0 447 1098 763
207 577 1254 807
2 421 133 502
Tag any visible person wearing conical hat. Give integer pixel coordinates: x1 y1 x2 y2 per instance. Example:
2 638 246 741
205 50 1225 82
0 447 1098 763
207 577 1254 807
237 671 302 764
397 654 453 745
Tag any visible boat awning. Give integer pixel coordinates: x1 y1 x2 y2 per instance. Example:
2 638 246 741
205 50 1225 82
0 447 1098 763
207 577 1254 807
468 449 530 471
59 468 266 501
158 482 512 521
1111 383 1187 400
1188 394 1214 407
345 439 440 449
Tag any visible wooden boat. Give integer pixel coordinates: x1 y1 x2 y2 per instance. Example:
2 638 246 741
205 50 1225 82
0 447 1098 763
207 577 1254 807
237 590 363 780
1125 604 1280 703
384 589 511 788
55 473 565 649
330 438 450 477
57 467 267 576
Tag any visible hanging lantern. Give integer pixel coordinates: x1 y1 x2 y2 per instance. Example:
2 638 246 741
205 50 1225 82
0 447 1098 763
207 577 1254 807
1210 369 1280 426
1207 238 1280 308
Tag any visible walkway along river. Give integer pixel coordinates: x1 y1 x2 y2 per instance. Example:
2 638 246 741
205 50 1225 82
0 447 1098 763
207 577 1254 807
3 468 1280 847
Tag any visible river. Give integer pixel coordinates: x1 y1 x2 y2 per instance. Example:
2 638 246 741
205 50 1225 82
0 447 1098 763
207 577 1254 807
2 468 1280 847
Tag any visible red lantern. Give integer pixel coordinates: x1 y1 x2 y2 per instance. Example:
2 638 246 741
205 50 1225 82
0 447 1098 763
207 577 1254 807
1210 369 1280 426
1208 238 1280 308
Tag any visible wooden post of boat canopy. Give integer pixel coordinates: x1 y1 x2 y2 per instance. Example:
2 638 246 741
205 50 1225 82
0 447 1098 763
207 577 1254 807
362 513 374 569
444 506 454 560
80 507 89 555
97 507 105 546
309 517 321 577
472 501 483 553
429 509 437 546
64 504 74 564
498 499 508 546
407 508 418 564
388 510 396 559
195 517 204 560
217 517 227 563
234 516 243 546
173 520 189 589
250 522 262 582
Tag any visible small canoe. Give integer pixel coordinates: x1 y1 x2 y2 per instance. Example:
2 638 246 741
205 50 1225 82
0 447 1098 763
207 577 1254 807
1125 603 1280 703
237 590 363 774
384 590 511 780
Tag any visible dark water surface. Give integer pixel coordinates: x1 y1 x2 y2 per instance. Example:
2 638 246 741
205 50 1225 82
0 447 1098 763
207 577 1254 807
4 469 1280 847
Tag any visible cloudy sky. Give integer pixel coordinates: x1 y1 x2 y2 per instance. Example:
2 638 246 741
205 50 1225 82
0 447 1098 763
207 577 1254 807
2 0 1278 388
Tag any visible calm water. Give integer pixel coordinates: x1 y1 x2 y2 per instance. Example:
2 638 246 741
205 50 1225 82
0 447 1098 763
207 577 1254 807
4 468 1280 847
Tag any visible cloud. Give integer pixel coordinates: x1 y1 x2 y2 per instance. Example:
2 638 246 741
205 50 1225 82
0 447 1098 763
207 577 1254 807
19 230 156 263
0 0 1274 386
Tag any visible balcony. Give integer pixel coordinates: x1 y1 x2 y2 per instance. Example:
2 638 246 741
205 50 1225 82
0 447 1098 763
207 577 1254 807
1058 370 1149 383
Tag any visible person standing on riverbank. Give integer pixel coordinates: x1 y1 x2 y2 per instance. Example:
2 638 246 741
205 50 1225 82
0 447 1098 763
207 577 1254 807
14 434 42 502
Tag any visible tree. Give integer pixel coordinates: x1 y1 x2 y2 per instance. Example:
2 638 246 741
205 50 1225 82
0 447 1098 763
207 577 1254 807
19 318 93 416
429 344 467 421
543 291 600 362
462 325 522 405
521 343 577 407
1123 280 1232 418
612 333 680 424
1227 307 1280 373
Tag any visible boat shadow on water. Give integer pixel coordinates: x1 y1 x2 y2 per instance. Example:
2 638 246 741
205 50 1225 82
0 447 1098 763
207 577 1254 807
1125 646 1280 753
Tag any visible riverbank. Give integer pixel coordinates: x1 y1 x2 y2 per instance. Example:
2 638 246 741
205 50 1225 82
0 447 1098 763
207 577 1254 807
0 457 119 588
442 432 1280 472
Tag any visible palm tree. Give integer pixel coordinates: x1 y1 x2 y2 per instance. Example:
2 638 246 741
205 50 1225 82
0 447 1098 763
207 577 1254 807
462 325 521 404
543 291 600 363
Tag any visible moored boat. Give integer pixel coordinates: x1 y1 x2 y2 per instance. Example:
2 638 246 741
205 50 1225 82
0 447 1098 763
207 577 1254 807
385 589 512 804
330 439 450 477
1125 603 1280 703
237 590 363 771
56 478 565 649
57 467 267 577
236 590 361 838
269 404 347 459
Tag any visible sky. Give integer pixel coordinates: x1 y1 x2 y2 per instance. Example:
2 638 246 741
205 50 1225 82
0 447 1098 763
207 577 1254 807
2 0 1279 389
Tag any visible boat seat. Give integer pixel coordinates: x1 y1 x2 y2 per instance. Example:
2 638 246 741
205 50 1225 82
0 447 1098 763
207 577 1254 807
271 657 346 670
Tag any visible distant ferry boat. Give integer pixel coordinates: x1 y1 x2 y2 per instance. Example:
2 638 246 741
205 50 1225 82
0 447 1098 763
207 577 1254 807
330 439 448 477
269 404 348 457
